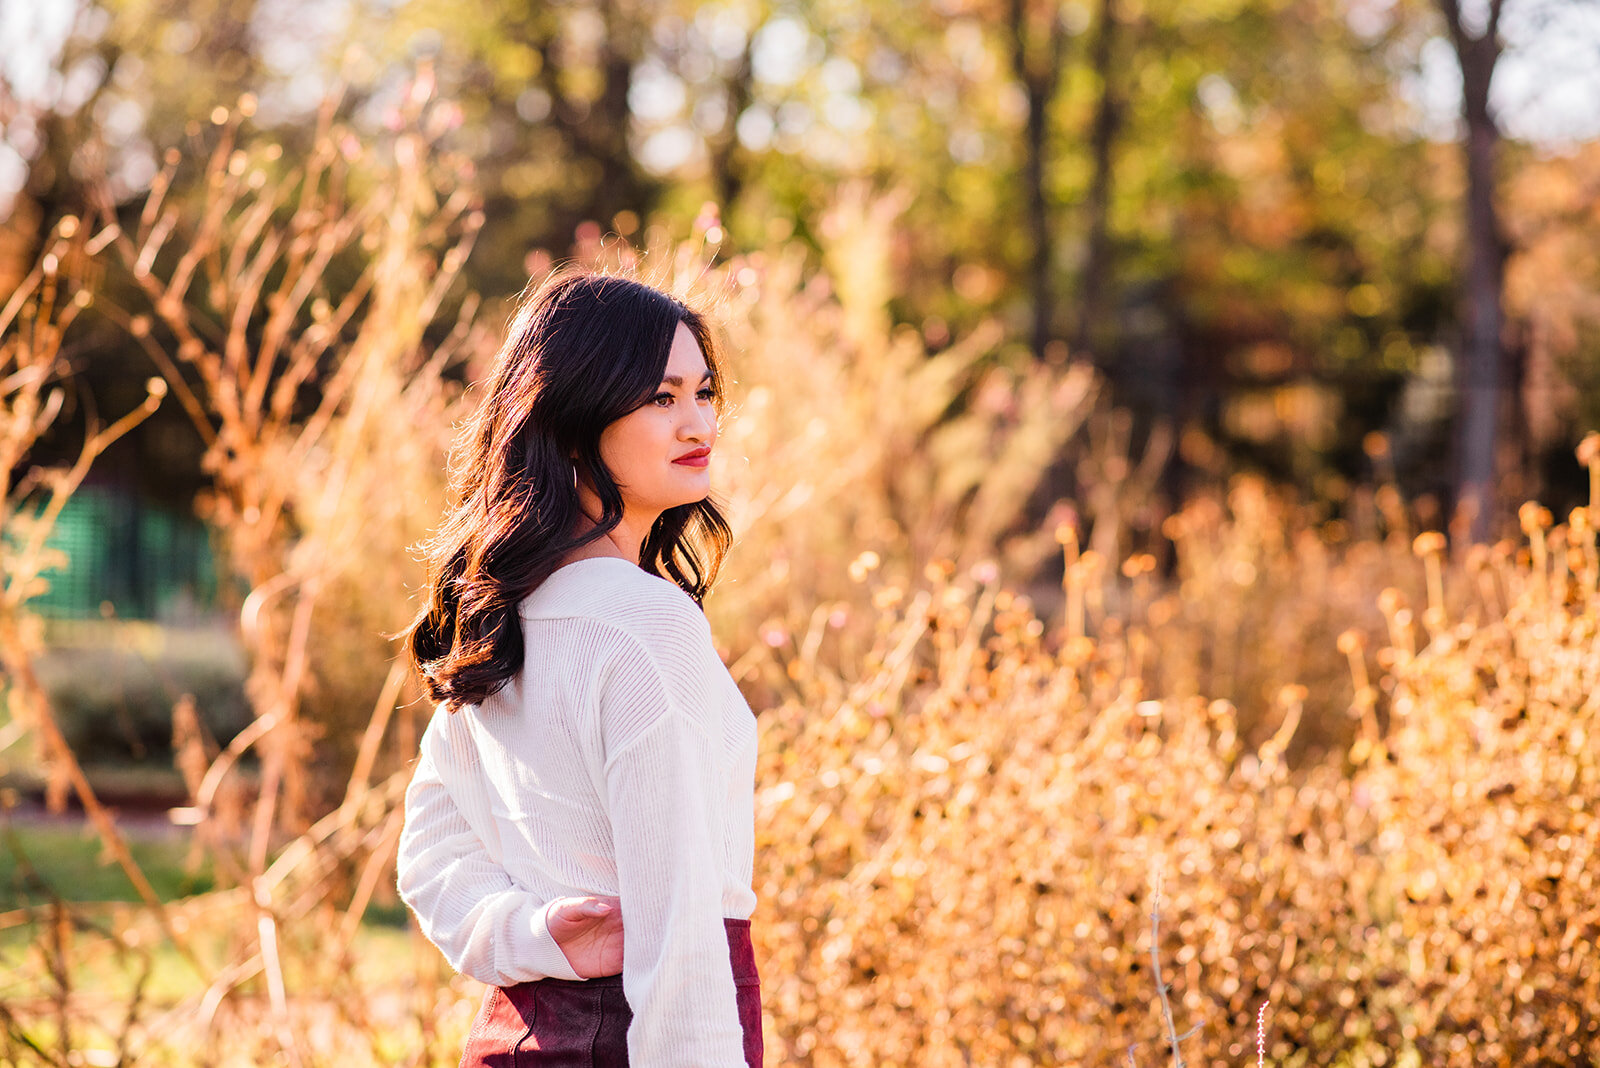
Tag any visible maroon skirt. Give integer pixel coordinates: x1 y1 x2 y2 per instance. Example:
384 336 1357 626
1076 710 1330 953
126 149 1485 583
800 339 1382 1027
458 918 761 1068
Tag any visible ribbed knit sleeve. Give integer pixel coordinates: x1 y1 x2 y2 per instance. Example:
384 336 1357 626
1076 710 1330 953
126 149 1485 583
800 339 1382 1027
599 624 747 1068
396 706 582 985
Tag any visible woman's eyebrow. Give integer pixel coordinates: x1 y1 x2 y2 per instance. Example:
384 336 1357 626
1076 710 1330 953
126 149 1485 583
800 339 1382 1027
660 370 715 387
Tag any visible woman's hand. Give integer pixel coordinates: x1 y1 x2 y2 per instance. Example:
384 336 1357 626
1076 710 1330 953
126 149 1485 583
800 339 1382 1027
546 895 624 978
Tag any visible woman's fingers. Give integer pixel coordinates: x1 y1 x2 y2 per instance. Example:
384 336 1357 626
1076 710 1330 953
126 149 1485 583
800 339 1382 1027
548 895 624 936
546 895 626 978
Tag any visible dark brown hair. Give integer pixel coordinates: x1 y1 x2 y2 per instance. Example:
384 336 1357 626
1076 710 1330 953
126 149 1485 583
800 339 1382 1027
406 270 732 709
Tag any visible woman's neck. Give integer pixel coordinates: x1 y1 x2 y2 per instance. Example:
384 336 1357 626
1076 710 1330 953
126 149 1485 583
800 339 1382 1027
569 483 657 565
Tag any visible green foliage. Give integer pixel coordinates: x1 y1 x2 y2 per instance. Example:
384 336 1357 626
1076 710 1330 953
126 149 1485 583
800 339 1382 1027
7 0 1599 507
0 822 214 911
29 625 248 764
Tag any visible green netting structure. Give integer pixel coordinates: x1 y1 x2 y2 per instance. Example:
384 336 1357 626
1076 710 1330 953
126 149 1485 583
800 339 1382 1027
24 486 220 620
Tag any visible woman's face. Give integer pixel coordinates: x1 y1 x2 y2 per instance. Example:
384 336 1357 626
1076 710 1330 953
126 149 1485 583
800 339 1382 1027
597 322 718 519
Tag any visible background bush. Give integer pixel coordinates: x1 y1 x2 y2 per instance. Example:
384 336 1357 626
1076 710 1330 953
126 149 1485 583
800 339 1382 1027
31 624 248 766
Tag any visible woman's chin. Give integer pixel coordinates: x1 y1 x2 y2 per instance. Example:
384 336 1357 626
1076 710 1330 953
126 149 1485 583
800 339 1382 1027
674 489 712 508
671 472 713 501
642 487 712 513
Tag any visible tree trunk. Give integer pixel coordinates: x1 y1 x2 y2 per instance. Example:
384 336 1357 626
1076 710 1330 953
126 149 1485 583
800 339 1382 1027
593 0 647 222
1006 0 1067 361
533 0 655 233
1076 0 1121 362
1439 0 1506 541
707 44 754 212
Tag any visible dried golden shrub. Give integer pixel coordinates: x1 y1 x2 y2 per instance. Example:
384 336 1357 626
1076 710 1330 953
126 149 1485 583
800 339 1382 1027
752 497 1600 1067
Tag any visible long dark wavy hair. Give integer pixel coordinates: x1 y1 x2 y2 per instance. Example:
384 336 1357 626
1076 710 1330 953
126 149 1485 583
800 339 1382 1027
406 270 733 710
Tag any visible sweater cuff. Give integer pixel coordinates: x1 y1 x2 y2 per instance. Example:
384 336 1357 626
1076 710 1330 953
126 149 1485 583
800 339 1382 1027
529 900 584 982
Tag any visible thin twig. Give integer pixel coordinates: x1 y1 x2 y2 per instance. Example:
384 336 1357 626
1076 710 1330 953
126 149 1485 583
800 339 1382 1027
1149 865 1185 1068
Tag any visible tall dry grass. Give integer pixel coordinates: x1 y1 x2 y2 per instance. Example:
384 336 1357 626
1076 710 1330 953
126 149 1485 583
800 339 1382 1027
749 461 1600 1065
4 77 485 1067
2 90 1598 1067
0 217 169 910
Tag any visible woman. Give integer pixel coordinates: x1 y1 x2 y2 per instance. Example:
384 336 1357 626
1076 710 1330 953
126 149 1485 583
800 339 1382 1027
396 271 761 1068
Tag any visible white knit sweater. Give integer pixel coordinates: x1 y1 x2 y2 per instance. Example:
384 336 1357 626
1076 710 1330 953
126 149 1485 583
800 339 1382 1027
396 557 758 1068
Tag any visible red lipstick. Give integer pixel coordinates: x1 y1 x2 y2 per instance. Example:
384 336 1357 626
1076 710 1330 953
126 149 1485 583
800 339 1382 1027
674 447 711 468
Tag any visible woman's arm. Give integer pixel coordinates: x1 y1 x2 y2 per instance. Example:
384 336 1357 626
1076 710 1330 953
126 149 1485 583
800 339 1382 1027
397 708 623 983
601 631 748 1067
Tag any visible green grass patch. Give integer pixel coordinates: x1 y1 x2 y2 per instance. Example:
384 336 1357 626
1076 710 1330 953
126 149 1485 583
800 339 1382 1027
0 821 213 911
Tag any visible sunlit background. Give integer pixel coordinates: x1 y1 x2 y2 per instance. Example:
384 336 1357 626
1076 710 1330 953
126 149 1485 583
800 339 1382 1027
2 1 1600 1065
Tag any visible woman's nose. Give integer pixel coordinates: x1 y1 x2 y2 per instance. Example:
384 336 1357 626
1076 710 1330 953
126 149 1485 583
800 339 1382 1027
682 404 716 442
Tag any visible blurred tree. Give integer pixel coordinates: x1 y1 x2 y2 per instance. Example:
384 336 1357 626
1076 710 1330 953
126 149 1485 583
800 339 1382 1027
643 1 761 214
1 2 118 274
7 0 269 228
1132 0 1454 489
369 0 661 293
1003 0 1071 361
1435 0 1508 539
1503 142 1600 496
4 0 1597 538
1075 0 1121 362
1 0 279 514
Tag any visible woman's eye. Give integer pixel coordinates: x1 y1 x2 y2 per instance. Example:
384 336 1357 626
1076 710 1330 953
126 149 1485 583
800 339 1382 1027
651 392 674 407
697 387 716 402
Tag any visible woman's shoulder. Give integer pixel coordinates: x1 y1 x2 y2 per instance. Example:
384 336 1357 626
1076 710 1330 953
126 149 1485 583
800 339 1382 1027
518 557 709 641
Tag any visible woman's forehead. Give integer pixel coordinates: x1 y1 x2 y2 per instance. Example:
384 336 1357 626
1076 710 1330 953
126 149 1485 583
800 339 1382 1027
664 322 710 377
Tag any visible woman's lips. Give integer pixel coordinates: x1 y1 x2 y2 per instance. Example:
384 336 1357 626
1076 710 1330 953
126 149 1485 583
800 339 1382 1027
674 449 711 468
